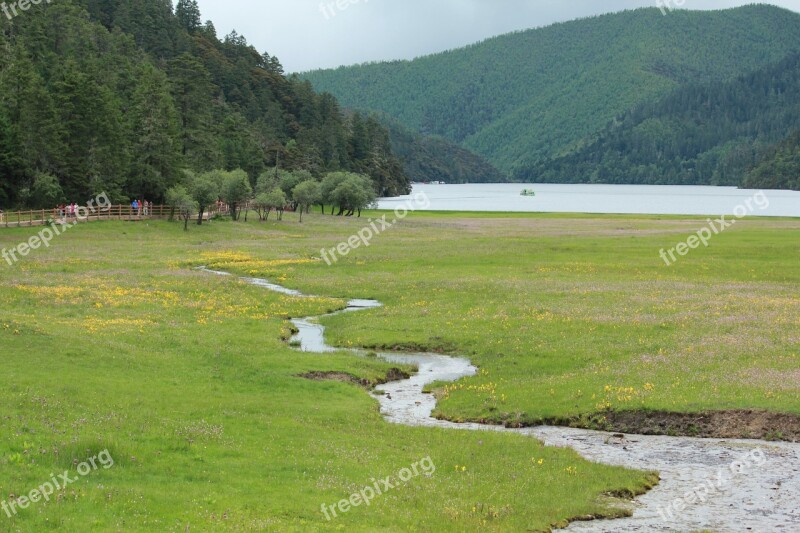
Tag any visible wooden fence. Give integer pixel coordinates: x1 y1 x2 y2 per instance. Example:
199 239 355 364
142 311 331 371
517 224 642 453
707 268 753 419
0 205 226 229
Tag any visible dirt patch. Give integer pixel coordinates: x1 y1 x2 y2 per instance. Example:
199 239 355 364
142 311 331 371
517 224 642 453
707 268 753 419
299 371 371 387
462 409 800 442
298 368 410 388
383 368 411 382
600 409 800 442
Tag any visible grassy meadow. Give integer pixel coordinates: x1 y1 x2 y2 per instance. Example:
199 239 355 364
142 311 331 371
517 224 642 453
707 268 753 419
0 208 797 531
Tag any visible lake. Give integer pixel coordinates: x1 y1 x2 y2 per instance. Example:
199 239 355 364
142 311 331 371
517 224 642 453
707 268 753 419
377 184 800 217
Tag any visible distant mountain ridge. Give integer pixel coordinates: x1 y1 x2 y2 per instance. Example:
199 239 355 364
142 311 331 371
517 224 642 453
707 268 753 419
302 5 800 185
522 52 800 185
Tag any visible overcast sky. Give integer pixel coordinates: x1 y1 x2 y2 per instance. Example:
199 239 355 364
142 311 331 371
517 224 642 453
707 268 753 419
191 1 800 73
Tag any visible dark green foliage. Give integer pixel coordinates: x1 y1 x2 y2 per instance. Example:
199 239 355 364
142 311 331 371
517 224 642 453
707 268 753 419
303 6 800 176
322 172 376 217
221 169 252 221
0 0 409 208
190 174 220 224
27 172 65 208
521 53 800 186
175 0 202 33
344 113 409 196
378 115 507 183
742 131 800 191
129 63 183 199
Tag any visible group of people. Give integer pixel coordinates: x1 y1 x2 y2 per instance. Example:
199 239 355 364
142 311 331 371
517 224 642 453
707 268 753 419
131 199 151 216
56 203 81 219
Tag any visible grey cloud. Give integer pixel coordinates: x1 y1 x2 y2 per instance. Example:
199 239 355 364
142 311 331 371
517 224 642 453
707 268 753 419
192 0 800 72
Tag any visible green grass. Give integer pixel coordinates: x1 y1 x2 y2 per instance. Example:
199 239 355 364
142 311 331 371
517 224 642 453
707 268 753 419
2 208 797 531
297 211 800 425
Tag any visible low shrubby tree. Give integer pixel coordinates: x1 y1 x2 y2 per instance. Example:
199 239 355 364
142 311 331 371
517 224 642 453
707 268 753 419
292 180 321 222
221 169 252 221
278 171 304 199
166 185 197 230
191 173 219 225
253 192 272 221
265 188 287 221
320 172 349 215
326 172 376 217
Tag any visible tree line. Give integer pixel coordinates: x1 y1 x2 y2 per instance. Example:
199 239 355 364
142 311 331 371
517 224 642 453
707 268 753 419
0 0 410 210
166 168 380 230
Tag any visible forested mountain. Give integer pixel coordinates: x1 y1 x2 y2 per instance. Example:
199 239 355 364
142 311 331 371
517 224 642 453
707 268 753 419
521 53 800 185
378 116 506 184
0 0 410 208
303 6 800 180
742 130 800 190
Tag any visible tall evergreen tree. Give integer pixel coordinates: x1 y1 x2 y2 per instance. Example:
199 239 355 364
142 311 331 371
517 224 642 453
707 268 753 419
168 53 219 171
128 63 183 200
175 0 202 33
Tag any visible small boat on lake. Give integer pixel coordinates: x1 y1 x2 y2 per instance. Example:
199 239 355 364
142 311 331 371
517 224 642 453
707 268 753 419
520 189 536 197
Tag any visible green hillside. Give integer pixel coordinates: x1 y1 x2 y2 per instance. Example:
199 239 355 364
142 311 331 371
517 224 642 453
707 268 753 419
302 6 800 175
378 116 507 183
521 53 800 185
743 130 800 190
0 0 409 208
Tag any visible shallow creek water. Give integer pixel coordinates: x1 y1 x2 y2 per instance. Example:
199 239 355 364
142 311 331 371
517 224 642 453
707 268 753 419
203 268 800 532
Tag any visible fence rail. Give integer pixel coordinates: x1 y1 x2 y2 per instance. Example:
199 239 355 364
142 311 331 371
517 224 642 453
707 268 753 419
0 205 225 229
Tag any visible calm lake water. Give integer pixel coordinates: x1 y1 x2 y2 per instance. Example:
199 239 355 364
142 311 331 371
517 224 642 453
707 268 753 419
377 184 800 217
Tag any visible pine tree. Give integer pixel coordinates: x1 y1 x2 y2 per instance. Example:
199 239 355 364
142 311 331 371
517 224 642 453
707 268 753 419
51 60 127 199
176 0 202 33
168 53 219 171
128 63 183 200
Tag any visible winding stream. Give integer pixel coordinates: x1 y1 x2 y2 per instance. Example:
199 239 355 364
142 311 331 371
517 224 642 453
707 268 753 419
204 268 800 532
